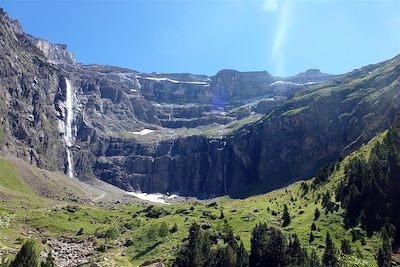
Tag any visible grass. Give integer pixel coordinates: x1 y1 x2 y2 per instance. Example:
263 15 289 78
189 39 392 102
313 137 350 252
0 160 34 196
281 106 309 117
0 133 390 266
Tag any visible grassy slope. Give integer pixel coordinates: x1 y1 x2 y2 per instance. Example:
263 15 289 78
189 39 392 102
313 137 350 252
0 131 389 266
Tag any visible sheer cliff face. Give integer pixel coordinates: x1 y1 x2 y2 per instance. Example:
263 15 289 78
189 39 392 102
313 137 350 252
1 10 399 197
0 11 66 170
82 56 400 196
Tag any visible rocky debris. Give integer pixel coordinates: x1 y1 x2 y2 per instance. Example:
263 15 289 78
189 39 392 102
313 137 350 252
140 259 165 267
45 236 97 267
123 239 133 247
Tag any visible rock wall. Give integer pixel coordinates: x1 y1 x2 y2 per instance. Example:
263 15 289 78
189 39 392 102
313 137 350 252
77 56 400 196
0 11 67 170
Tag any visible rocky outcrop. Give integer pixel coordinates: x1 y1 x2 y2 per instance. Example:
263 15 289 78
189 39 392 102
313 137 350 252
27 37 76 65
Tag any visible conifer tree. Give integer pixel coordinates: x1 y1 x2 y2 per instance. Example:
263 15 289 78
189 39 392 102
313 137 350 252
309 249 321 267
287 234 307 266
323 233 338 267
341 239 352 255
10 239 41 267
309 232 315 243
314 208 320 221
249 224 287 266
282 204 291 227
377 232 392 267
236 241 249 267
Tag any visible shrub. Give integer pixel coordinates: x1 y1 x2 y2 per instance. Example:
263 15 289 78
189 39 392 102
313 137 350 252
170 223 179 233
159 222 169 238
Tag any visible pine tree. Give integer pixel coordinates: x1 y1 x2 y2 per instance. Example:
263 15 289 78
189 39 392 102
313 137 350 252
225 226 238 251
377 232 392 267
341 239 352 255
309 249 321 267
10 239 41 267
323 233 338 267
311 222 317 231
249 223 269 267
249 224 287 266
282 204 291 227
221 245 237 267
236 241 249 267
309 232 315 243
174 222 211 267
314 208 320 221
287 234 307 266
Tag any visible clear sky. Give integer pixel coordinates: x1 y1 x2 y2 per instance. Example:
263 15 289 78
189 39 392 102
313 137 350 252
1 0 399 76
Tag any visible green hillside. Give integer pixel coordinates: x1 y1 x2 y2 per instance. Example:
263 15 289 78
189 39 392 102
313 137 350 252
1 122 398 266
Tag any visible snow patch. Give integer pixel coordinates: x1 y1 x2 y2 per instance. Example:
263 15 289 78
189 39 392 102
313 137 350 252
269 80 298 86
302 81 318 86
269 80 318 87
126 192 172 204
138 76 209 86
130 129 154 135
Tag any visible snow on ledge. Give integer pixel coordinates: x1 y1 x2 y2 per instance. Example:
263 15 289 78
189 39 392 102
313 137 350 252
130 129 154 135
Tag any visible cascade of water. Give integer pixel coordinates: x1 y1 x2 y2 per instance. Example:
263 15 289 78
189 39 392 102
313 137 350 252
65 78 75 178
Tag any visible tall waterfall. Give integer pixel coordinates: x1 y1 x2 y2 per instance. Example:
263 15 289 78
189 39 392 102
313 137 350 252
65 78 75 178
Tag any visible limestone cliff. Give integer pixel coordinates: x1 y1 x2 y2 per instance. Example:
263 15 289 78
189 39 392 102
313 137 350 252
1 9 399 197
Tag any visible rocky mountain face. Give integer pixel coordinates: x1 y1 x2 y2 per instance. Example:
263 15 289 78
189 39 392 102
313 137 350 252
85 56 400 196
0 9 66 171
1 9 399 197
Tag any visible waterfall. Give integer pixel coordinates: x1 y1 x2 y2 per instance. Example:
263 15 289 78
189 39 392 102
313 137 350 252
65 78 75 178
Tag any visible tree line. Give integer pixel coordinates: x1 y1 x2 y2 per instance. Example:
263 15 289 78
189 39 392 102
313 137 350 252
335 117 400 266
173 221 346 267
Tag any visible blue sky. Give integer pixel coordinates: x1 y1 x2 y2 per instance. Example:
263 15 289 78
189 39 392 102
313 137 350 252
1 0 399 76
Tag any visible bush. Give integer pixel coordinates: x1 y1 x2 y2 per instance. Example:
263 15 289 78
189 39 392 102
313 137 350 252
159 222 169 238
170 223 179 233
77 228 84 236
104 227 120 240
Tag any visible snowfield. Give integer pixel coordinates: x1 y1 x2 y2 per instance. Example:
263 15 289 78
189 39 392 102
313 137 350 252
126 191 178 204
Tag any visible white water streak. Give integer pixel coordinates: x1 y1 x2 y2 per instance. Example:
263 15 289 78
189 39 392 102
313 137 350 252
65 78 75 178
